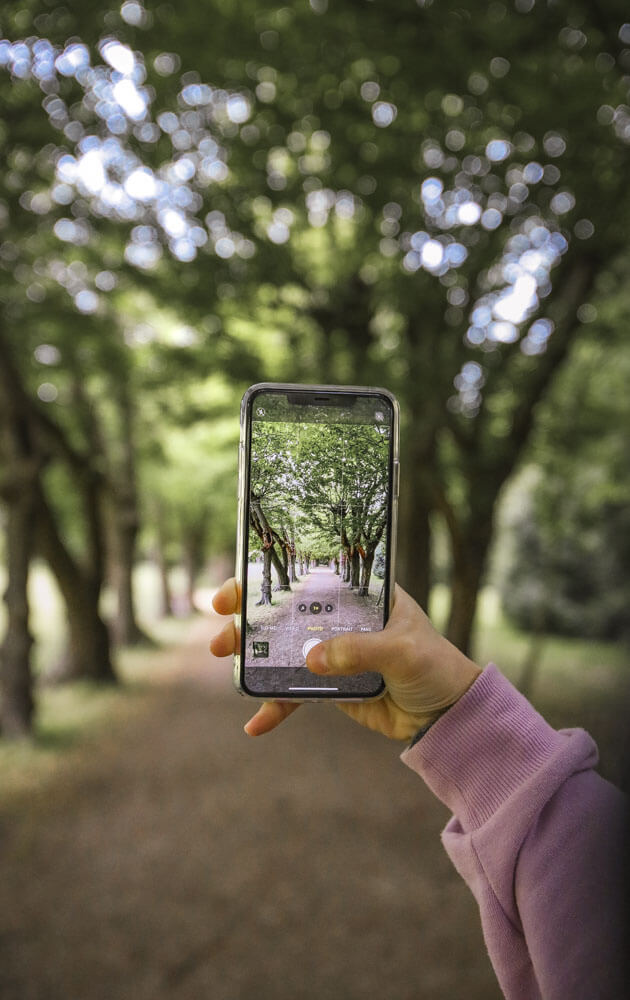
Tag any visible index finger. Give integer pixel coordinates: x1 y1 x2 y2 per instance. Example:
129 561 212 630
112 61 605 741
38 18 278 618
212 577 242 616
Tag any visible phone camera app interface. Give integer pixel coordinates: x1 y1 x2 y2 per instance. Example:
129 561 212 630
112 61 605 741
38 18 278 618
244 393 392 675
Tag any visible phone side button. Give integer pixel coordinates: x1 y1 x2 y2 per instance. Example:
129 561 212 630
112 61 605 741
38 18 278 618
393 460 400 497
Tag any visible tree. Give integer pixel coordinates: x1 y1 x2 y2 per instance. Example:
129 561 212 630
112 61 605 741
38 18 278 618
247 421 301 601
115 0 630 651
0 331 117 712
292 422 390 595
0 396 38 737
501 315 630 642
245 416 390 604
0 1 253 721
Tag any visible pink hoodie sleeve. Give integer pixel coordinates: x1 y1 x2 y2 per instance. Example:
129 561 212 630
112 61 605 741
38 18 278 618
400 664 629 999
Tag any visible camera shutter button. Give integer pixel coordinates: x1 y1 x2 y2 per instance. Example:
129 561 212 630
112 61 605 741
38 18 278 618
302 638 322 659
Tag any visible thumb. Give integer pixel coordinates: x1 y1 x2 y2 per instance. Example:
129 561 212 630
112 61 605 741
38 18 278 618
306 631 387 677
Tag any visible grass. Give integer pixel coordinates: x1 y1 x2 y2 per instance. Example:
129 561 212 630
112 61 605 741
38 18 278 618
430 584 630 787
0 562 207 801
0 615 204 803
476 588 628 710
430 584 627 688
244 562 296 623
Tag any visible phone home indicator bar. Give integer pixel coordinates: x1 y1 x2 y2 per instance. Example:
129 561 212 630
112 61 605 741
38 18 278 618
289 686 339 692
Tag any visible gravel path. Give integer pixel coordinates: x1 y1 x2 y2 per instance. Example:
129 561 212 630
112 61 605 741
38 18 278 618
0 613 500 1000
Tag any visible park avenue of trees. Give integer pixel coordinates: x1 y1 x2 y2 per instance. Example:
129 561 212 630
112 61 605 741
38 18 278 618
2 0 630 736
247 421 390 607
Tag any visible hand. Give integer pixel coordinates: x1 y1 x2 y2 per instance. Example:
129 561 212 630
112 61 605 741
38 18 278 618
210 578 481 741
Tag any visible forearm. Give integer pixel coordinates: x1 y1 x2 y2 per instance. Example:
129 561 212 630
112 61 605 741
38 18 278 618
400 665 629 999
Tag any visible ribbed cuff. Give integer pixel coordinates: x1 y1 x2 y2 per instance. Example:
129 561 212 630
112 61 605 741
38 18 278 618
400 663 568 831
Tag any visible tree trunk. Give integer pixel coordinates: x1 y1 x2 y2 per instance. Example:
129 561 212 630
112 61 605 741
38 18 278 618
358 550 375 597
0 497 35 737
287 523 299 582
108 382 148 645
65 585 117 683
333 555 339 575
289 553 299 583
273 540 291 591
250 499 289 591
445 567 481 657
153 543 174 617
152 503 174 617
34 481 116 683
440 254 601 656
0 423 37 738
342 551 351 583
182 523 205 613
64 366 146 647
257 547 273 605
445 518 493 657
0 330 115 682
349 547 361 588
270 545 291 589
184 541 196 613
517 599 548 699
519 634 545 701
396 444 433 610
110 502 150 644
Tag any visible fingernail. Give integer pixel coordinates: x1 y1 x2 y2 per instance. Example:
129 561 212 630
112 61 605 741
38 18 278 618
307 645 328 674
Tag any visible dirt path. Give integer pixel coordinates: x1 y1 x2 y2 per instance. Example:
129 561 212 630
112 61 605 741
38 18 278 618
0 614 500 1000
247 567 384 668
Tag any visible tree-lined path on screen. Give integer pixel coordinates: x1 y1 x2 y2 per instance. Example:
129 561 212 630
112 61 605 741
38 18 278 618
248 419 391 609
246 564 384 668
0 614 501 1000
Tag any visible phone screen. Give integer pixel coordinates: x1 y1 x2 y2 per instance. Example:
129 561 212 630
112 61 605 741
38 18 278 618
240 387 396 698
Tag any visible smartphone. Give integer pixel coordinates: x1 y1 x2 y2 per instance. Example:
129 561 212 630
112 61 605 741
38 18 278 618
234 382 399 701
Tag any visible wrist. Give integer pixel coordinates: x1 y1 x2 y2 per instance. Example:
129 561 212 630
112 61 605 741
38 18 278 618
404 661 483 744
406 706 450 746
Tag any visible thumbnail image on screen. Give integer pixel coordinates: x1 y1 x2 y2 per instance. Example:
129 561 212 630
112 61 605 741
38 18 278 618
244 395 392 675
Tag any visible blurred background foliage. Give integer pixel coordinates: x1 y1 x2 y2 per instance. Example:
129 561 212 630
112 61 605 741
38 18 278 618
1 0 629 738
